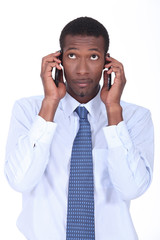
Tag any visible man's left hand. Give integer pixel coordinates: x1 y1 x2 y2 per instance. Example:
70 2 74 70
100 56 126 125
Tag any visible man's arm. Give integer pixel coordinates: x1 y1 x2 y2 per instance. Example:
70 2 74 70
5 52 66 192
103 110 154 200
101 56 126 126
39 51 66 121
100 57 154 200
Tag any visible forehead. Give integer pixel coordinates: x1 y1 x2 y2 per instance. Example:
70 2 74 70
63 35 105 52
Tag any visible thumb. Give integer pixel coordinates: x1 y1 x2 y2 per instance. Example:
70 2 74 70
58 70 66 98
102 70 109 90
58 69 64 83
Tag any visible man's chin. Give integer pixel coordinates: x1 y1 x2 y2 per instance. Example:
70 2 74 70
79 92 85 98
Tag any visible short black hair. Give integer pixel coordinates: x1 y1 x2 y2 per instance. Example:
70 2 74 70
59 17 110 53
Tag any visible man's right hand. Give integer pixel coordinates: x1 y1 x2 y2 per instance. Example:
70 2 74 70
39 52 66 122
40 51 66 102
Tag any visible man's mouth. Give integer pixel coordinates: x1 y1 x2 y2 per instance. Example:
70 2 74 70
74 79 92 87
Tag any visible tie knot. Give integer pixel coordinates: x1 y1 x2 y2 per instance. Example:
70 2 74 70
75 106 88 119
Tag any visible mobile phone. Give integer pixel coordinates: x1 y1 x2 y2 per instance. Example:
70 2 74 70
106 53 112 90
54 51 63 87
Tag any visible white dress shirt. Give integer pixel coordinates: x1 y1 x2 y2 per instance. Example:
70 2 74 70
5 91 154 240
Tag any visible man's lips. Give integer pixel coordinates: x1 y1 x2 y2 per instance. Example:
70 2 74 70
73 79 92 87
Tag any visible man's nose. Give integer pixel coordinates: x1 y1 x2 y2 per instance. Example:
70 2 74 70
76 58 89 75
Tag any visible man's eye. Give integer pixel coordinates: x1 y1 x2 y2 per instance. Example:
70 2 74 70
90 54 99 60
68 53 76 59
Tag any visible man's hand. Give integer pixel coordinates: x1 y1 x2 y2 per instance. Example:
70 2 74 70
100 56 126 125
39 52 66 121
40 51 66 101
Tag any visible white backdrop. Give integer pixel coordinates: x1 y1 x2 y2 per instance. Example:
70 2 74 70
0 0 160 239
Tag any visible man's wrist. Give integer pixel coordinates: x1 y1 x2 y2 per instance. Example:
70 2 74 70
106 103 123 126
39 98 59 122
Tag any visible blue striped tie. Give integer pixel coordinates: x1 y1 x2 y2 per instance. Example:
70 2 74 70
66 106 95 240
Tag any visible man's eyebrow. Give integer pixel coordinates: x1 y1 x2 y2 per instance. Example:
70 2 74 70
66 47 79 51
88 48 101 52
65 47 101 52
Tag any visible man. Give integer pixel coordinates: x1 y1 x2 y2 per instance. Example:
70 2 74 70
5 17 154 240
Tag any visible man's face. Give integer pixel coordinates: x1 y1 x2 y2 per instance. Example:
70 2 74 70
62 35 105 103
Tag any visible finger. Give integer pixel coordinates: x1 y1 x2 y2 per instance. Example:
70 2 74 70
106 56 118 62
107 67 122 80
104 61 121 70
106 64 124 75
105 56 124 69
105 60 123 70
42 52 62 68
103 70 108 81
42 56 61 68
41 62 62 78
43 51 61 60
109 66 126 86
46 62 62 72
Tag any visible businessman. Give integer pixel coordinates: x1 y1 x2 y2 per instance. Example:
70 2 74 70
5 17 154 240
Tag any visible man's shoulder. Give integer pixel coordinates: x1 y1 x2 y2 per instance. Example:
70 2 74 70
121 100 150 112
15 95 43 107
13 95 44 115
121 100 151 123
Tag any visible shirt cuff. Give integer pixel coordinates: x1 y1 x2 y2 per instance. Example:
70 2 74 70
28 115 57 147
103 121 132 149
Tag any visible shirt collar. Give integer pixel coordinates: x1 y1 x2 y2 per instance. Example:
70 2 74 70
60 90 104 122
